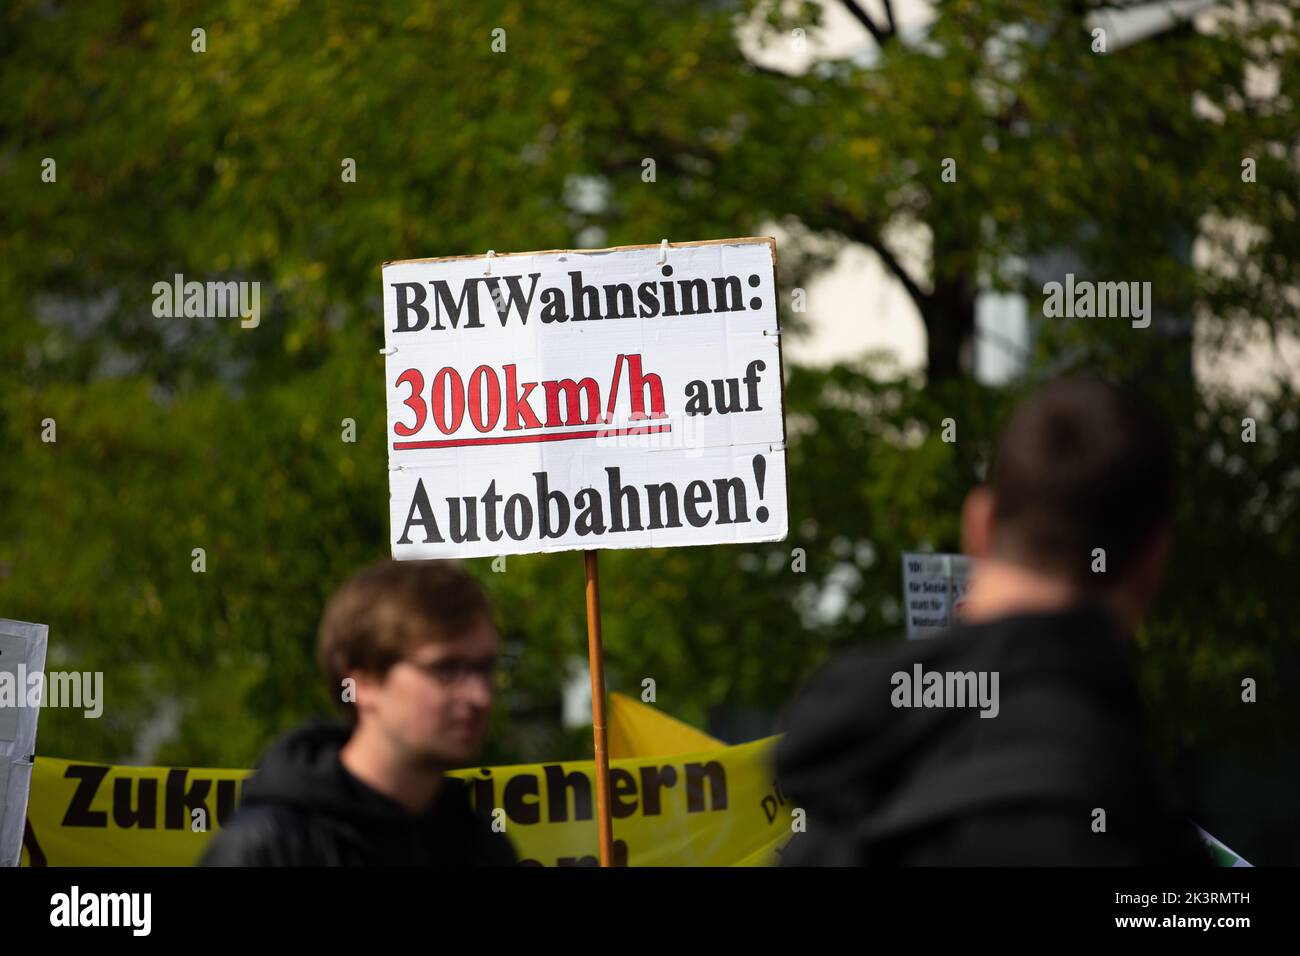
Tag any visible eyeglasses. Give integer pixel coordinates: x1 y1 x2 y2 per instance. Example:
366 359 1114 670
402 655 499 687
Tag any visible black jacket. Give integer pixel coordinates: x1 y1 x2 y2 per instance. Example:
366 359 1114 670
775 607 1211 866
199 720 517 867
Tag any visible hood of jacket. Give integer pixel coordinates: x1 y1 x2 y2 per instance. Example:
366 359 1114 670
240 718 472 825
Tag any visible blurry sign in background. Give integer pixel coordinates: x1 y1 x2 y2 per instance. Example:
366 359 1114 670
902 552 973 639
0 619 47 867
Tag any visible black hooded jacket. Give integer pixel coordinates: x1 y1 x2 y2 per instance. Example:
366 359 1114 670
199 720 517 867
775 607 1211 866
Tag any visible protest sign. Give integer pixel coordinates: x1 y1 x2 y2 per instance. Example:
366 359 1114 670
901 552 973 638
0 618 47 866
382 238 788 560
381 237 789 865
21 740 790 868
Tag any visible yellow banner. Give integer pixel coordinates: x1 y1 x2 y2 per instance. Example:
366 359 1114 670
607 692 722 759
22 737 793 866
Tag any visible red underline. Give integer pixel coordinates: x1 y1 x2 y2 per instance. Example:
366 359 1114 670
393 423 673 450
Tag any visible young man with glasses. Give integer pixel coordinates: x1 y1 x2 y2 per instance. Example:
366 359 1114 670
200 560 516 866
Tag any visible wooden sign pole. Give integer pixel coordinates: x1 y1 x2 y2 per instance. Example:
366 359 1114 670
583 549 615 867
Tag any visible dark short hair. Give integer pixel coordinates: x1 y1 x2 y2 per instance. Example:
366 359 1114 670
317 560 493 716
989 377 1177 585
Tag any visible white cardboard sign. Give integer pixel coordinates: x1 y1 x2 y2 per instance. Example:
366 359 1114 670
0 619 47 867
383 238 788 559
